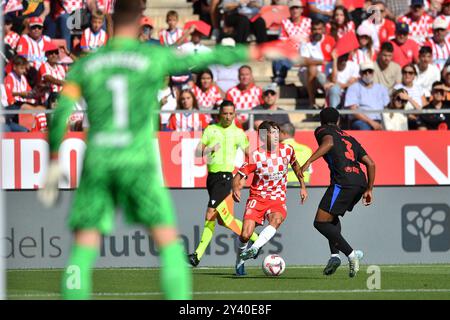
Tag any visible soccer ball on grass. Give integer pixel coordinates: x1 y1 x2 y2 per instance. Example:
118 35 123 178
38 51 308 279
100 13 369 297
262 254 286 276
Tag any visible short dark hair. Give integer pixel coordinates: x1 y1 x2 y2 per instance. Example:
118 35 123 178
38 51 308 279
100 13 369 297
238 65 252 74
380 41 394 53
258 121 280 134
112 0 143 27
12 55 28 66
219 100 235 110
320 107 340 125
311 19 325 27
419 46 432 56
280 122 295 137
166 10 179 20
432 81 444 89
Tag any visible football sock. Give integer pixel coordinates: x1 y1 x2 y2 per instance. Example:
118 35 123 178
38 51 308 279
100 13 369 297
160 241 192 300
251 225 276 250
195 220 216 259
61 244 98 300
236 239 248 265
328 218 341 255
313 221 353 256
235 218 259 242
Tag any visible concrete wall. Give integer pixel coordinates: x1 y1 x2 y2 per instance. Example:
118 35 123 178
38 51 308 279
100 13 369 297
3 187 450 269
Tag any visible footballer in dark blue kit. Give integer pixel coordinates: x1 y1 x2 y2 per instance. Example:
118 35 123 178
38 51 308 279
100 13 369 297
301 108 376 278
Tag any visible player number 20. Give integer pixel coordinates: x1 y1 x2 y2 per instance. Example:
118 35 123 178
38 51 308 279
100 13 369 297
248 199 257 209
107 75 129 130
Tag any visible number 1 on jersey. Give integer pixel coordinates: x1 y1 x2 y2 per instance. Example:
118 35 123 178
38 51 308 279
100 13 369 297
107 75 129 130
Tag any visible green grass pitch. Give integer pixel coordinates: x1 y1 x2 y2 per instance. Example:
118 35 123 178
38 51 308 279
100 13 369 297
7 265 450 300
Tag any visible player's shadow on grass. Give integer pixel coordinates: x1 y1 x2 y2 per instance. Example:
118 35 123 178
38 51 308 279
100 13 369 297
221 276 325 280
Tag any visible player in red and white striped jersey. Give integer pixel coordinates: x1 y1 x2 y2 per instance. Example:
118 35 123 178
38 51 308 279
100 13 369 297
4 16 20 49
424 17 450 71
167 89 209 131
232 121 307 273
398 1 434 45
192 70 223 110
225 66 263 127
80 11 109 53
16 17 52 71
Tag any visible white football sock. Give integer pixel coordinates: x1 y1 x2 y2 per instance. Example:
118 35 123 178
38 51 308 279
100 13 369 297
331 254 340 259
348 250 356 260
252 225 276 250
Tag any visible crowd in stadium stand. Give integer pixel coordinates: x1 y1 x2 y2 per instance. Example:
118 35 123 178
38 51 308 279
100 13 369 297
2 0 450 133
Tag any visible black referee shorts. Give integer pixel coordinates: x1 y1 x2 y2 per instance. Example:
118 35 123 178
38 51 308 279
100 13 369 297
319 184 366 216
206 172 233 209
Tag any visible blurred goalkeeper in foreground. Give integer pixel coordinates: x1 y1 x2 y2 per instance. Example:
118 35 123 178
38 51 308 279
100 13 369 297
38 0 300 300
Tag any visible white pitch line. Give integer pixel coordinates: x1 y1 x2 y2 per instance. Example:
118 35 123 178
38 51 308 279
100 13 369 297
7 288 450 298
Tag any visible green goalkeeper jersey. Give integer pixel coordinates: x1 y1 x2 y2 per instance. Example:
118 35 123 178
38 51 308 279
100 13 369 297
49 37 249 167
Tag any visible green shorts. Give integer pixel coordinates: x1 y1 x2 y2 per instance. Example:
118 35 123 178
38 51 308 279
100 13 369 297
69 163 176 234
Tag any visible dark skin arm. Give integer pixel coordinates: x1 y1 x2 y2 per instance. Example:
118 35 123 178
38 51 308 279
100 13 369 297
232 172 245 203
300 134 334 174
360 154 376 206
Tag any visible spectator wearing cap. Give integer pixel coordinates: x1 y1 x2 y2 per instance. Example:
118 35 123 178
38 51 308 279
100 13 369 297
324 50 359 109
38 42 67 107
4 15 21 51
221 0 268 44
298 19 336 108
209 38 243 93
80 10 109 53
139 16 160 46
359 1 395 50
326 5 355 41
344 61 390 130
16 17 52 72
424 17 450 71
272 0 311 86
373 42 402 93
415 46 441 99
252 83 290 130
398 0 434 45
390 22 420 67
225 65 263 128
352 24 377 65
307 0 338 23
418 81 450 130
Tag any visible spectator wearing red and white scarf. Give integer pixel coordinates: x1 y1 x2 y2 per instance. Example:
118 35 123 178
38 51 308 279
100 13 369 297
16 17 52 71
299 19 335 108
168 89 209 132
192 70 223 110
80 11 109 53
273 0 311 86
4 15 20 50
398 0 434 45
424 17 450 70
326 5 355 41
226 66 263 127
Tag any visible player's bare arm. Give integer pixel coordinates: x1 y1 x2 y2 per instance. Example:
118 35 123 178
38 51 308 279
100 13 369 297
291 160 308 204
301 135 334 175
360 154 376 206
232 173 245 203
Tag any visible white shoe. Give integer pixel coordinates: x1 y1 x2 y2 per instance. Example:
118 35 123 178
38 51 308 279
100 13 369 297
348 250 364 278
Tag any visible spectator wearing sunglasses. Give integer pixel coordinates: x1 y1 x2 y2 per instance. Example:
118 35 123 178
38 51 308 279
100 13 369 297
394 64 426 129
417 81 450 130
16 17 52 75
253 83 290 130
344 61 390 130
382 88 409 131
